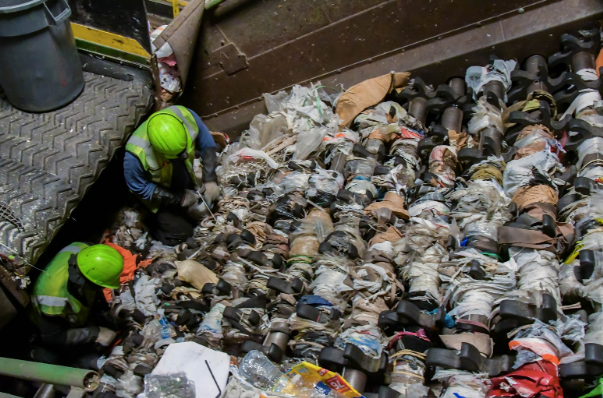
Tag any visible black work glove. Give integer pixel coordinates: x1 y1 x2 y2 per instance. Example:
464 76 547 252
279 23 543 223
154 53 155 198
151 185 182 208
199 147 218 183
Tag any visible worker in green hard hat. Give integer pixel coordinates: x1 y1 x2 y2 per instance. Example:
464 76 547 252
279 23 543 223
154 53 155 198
124 105 220 246
29 243 124 367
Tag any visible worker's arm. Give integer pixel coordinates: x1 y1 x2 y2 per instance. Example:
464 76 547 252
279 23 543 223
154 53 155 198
124 152 183 207
38 315 100 346
188 109 218 183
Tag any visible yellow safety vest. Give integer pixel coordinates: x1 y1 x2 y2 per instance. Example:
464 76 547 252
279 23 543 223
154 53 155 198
30 242 92 327
125 106 199 212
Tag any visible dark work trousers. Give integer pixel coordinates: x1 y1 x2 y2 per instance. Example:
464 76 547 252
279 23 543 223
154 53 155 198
147 207 195 246
147 158 196 246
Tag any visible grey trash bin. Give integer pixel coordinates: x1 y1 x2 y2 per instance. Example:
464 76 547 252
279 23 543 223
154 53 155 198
0 0 85 112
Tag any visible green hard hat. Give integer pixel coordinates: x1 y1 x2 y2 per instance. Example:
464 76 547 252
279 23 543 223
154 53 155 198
77 245 124 289
147 112 188 159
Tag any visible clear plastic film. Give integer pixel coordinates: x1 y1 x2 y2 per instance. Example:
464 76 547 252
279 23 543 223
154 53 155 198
229 147 280 169
239 350 294 392
242 113 290 151
400 243 447 304
503 146 563 197
389 350 428 398
559 261 584 302
447 179 511 231
354 101 406 129
307 167 343 197
144 373 195 398
345 178 378 198
309 254 354 309
507 248 562 307
287 260 316 284
465 59 516 101
468 96 504 135
432 371 489 398
562 89 602 119
288 312 339 337
577 137 603 170
344 157 378 179
263 90 289 113
444 251 516 320
408 200 450 222
394 217 459 303
376 163 416 195
463 222 499 242
336 324 385 359
221 261 248 290
578 165 603 180
351 262 395 300
293 127 329 161
390 135 421 158
584 311 603 346
270 171 310 195
324 224 367 259
134 275 161 316
510 320 574 367
562 194 603 227
196 303 226 349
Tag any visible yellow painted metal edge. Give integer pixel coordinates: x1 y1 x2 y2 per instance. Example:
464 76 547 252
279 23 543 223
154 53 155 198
71 23 151 59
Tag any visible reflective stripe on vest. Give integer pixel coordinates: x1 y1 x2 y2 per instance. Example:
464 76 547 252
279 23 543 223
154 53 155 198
170 106 197 139
60 245 84 254
128 135 160 170
34 295 68 307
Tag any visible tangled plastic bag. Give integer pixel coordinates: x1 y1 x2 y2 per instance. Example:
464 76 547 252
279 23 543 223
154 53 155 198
144 372 195 398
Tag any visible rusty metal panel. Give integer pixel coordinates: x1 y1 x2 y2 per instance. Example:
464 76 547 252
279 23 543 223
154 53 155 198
218 43 249 75
181 0 603 138
183 0 560 116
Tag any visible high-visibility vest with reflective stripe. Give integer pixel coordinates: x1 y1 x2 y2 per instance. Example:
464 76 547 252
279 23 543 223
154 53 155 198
31 242 91 326
125 106 199 212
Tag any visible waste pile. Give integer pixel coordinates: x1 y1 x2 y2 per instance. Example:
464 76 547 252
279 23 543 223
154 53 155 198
94 28 603 398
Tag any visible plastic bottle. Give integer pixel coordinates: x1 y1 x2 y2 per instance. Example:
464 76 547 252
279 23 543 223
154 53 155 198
238 350 294 393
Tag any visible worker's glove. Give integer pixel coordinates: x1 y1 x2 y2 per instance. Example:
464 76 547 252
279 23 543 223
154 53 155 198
151 185 181 208
200 147 218 184
181 189 200 208
96 327 117 346
204 182 220 205
187 201 209 222
193 158 204 188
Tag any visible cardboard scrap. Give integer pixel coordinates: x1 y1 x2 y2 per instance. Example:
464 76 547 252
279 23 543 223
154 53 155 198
364 192 410 220
369 226 404 246
175 259 219 290
336 72 410 127
440 333 493 357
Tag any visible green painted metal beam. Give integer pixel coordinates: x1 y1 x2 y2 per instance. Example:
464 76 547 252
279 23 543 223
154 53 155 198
205 0 226 9
0 358 99 391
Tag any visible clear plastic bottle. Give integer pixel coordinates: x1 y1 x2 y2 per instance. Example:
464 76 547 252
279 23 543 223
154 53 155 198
158 317 172 339
238 350 294 393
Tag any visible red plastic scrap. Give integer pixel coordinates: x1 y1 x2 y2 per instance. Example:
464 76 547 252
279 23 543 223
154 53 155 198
387 329 430 349
487 361 563 398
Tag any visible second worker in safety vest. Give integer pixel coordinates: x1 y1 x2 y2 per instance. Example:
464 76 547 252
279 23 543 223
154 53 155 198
124 106 219 246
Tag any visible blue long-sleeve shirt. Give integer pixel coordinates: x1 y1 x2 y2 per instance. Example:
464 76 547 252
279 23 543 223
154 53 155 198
124 108 216 201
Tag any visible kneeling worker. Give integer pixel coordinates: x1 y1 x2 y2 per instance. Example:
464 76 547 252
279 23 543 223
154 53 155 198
124 105 219 245
30 243 124 367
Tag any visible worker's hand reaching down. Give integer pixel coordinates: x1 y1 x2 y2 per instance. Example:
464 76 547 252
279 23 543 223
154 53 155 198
204 182 220 205
187 202 209 221
181 189 200 208
96 327 117 346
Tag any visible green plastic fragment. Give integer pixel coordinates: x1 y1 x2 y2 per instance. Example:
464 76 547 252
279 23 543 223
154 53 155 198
579 378 603 398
